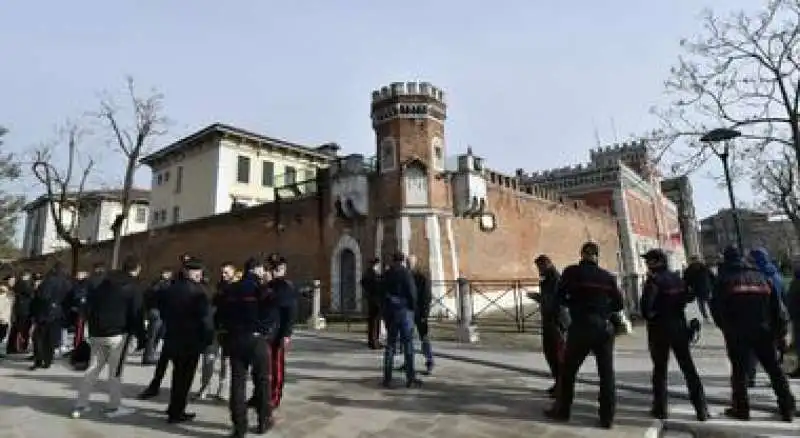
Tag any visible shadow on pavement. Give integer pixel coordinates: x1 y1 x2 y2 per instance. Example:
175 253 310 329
0 389 226 437
290 359 379 374
301 372 656 430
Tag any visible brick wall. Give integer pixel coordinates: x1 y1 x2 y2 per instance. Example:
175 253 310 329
12 176 620 309
452 184 620 280
14 195 328 284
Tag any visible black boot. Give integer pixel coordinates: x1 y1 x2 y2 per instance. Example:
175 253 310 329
723 407 750 421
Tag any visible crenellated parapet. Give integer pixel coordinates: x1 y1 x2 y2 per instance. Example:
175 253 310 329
589 139 648 165
370 81 447 128
481 167 611 217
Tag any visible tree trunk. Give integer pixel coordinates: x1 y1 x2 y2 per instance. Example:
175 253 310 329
110 227 122 270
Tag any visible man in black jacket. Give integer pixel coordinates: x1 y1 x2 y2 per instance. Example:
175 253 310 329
545 242 624 429
534 254 566 397
382 252 420 389
711 246 795 422
218 256 277 437
640 249 708 421
142 268 172 365
406 255 434 374
683 256 714 323
268 256 296 409
7 270 33 354
30 262 72 370
71 256 143 419
362 258 384 349
160 258 213 424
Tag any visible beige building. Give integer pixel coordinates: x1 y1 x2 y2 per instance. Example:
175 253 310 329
140 123 335 228
22 189 150 257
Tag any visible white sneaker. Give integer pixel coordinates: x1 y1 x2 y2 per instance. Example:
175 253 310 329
70 406 91 419
104 406 135 418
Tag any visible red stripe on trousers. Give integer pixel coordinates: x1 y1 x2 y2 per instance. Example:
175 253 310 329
270 342 285 408
73 318 84 347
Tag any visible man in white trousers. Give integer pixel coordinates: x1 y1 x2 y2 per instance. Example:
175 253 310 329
72 256 144 419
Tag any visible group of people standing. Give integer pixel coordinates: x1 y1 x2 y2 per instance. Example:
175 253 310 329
533 242 797 430
0 263 99 369
362 253 434 388
1 252 297 438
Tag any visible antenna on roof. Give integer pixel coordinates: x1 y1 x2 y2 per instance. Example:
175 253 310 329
610 117 619 143
592 121 601 148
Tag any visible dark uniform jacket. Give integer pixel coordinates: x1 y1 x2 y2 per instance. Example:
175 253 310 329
269 277 297 340
382 264 417 313
361 269 384 308
85 270 143 338
64 279 89 322
31 271 73 324
711 260 788 339
640 268 693 324
212 279 236 331
144 278 171 313
218 273 278 338
161 278 213 354
539 266 563 323
411 268 432 318
683 261 714 299
11 279 34 321
558 260 624 331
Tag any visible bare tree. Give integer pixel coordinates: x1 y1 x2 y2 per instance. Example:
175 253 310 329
0 126 26 259
31 123 94 273
652 0 800 231
95 76 167 269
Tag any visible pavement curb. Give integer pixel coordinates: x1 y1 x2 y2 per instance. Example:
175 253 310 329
299 331 784 415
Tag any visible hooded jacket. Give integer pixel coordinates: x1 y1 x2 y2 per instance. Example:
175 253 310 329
749 248 785 302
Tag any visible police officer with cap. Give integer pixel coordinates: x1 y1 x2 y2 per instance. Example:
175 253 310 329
712 245 796 421
218 256 276 436
545 241 623 429
640 248 709 421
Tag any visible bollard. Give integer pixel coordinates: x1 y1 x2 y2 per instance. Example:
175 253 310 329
307 279 326 330
455 277 479 343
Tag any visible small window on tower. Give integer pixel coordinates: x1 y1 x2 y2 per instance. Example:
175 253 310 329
380 137 396 172
431 137 444 170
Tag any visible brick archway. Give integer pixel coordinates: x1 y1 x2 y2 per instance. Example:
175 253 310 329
330 234 363 313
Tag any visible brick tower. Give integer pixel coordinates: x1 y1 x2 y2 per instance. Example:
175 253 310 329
369 82 453 282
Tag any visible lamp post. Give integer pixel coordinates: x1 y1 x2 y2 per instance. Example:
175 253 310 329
700 127 744 251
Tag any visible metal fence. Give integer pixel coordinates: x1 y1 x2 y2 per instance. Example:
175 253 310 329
428 278 542 333
311 277 543 333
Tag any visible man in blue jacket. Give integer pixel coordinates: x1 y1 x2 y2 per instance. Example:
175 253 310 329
747 248 786 385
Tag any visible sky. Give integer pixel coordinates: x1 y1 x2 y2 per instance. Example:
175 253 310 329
0 0 764 242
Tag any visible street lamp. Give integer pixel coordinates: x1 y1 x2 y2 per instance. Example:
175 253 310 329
700 127 744 251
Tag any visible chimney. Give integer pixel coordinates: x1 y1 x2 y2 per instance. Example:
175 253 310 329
316 142 341 157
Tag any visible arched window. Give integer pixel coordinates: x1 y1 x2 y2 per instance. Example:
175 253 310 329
380 137 396 172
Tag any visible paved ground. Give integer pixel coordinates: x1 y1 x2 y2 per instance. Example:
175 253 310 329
0 334 657 438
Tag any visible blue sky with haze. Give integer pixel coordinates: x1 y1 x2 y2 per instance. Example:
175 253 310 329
1 0 763 240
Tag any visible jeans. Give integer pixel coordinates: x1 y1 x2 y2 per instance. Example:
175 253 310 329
383 308 415 383
75 335 127 410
